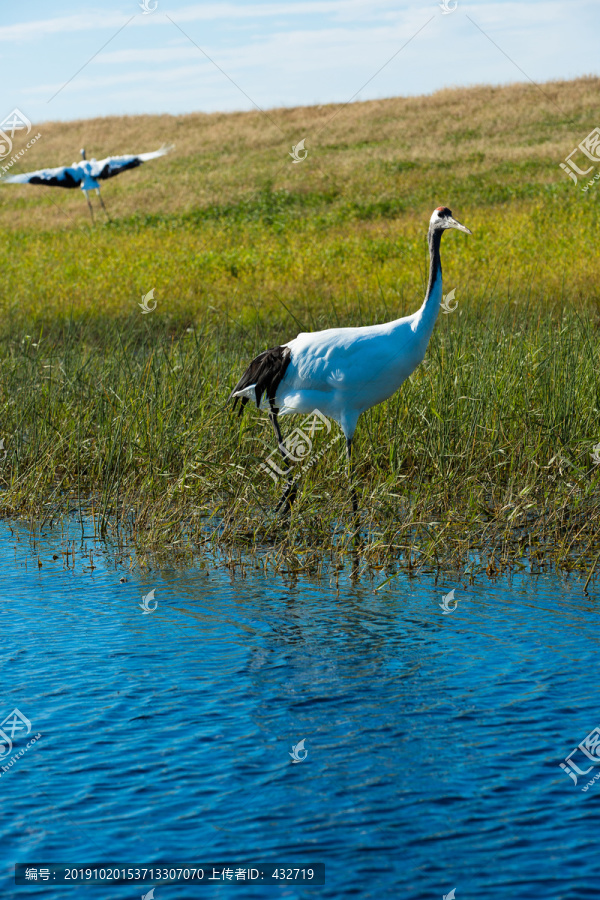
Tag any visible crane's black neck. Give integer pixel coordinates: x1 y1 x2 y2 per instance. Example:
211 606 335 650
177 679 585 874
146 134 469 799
413 226 444 332
426 227 443 300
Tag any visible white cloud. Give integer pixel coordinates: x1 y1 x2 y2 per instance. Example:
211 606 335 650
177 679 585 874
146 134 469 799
98 46 201 65
25 61 218 96
0 0 409 43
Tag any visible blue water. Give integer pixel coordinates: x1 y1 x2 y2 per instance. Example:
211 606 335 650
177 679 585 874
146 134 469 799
1 523 600 899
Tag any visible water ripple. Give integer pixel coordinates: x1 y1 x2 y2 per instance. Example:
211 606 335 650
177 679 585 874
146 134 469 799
0 526 599 898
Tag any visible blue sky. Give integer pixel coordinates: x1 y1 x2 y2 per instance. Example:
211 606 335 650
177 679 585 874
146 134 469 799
1 0 598 124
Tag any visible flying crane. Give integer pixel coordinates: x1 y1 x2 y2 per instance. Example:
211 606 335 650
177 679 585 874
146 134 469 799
1 144 173 221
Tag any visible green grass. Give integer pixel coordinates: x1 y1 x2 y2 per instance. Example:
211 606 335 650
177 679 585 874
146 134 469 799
1 76 600 578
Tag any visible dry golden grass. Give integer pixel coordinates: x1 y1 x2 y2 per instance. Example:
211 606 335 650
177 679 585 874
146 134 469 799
1 74 598 229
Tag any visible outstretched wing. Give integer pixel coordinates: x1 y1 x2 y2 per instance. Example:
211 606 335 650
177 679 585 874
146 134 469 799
92 144 174 180
2 165 82 188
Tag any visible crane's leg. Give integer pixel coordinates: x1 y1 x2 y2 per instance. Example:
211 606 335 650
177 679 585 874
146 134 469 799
346 437 359 516
269 408 298 513
83 190 94 223
96 189 111 221
346 436 361 567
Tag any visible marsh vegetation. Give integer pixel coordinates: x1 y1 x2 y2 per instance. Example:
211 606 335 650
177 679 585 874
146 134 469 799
1 76 599 578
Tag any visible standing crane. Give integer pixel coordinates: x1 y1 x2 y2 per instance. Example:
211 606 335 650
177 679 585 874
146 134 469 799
231 206 472 513
1 144 173 221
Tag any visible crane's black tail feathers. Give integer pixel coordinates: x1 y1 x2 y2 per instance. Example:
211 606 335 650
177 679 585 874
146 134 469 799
230 345 292 417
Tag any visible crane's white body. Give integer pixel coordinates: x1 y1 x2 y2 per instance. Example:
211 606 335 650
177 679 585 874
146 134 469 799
78 162 102 192
273 268 442 438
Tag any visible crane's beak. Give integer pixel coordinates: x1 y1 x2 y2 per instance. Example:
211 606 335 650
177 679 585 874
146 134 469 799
446 216 472 234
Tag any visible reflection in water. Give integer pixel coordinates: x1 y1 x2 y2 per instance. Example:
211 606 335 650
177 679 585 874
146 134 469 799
0 522 598 899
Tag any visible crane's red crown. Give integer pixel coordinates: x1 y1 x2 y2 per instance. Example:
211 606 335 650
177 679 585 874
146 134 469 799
436 206 452 216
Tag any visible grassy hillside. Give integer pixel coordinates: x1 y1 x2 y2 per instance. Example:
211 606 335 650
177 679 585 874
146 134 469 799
0 76 599 576
1 76 599 322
